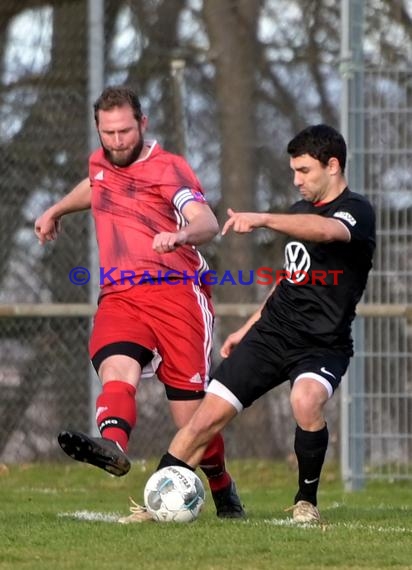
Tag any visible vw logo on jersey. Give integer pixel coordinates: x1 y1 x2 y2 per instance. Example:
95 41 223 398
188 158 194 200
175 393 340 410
284 241 311 283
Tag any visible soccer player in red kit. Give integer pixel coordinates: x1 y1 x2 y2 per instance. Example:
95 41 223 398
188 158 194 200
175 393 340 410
34 86 244 522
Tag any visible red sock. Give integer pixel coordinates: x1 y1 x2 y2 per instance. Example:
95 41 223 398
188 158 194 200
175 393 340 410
95 380 136 452
199 433 232 492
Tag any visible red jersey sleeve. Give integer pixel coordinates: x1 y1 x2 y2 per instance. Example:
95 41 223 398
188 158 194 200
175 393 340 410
159 154 208 213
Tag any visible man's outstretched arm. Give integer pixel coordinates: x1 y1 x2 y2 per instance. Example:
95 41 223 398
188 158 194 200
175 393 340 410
222 207 350 243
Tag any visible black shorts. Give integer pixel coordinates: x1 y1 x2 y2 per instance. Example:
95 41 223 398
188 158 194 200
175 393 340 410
211 325 350 409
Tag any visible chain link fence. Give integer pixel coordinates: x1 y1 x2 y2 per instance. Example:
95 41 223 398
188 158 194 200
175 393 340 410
342 63 412 487
0 307 301 463
0 1 411 477
0 0 324 464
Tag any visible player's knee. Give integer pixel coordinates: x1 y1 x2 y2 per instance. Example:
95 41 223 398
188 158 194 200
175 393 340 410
291 392 321 423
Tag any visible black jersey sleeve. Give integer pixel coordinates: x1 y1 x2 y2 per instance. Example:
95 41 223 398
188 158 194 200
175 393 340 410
331 194 375 242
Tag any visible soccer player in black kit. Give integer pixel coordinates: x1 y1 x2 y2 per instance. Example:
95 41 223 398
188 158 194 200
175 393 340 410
156 124 376 523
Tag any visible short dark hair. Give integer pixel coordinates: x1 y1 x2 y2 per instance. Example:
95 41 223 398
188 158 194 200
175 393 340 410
93 86 143 124
287 124 347 173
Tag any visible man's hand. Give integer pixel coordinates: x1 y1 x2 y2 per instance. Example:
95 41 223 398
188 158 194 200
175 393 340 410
221 208 266 236
34 211 61 245
152 230 188 254
220 328 247 358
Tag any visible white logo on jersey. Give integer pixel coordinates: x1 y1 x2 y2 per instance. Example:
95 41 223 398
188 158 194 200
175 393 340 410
333 211 356 226
94 170 104 180
284 242 311 283
189 373 202 384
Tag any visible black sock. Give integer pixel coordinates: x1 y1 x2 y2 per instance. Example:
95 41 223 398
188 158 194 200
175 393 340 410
157 452 195 472
293 424 328 507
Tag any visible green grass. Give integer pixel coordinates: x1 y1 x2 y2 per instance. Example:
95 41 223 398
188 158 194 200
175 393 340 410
0 460 411 570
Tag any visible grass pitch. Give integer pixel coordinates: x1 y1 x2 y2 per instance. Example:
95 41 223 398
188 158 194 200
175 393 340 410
0 460 410 570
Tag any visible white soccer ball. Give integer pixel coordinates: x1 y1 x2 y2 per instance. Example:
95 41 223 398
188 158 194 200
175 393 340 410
144 466 205 523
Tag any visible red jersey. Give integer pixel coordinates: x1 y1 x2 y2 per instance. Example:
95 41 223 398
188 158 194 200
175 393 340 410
89 141 210 295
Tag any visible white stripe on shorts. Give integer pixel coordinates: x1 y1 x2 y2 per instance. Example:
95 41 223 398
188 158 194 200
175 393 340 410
294 372 333 399
206 379 244 413
190 282 213 382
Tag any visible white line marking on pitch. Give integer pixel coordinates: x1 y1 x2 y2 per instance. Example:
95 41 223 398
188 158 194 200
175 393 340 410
265 518 411 533
58 510 120 523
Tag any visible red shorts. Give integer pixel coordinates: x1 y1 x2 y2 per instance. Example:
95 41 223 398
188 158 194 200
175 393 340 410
89 282 214 392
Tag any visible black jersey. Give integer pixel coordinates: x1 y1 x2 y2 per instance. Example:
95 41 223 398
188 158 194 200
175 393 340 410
260 188 376 355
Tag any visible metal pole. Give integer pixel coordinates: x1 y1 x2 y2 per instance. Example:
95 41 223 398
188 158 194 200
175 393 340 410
339 0 351 492
340 0 365 491
87 0 104 436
